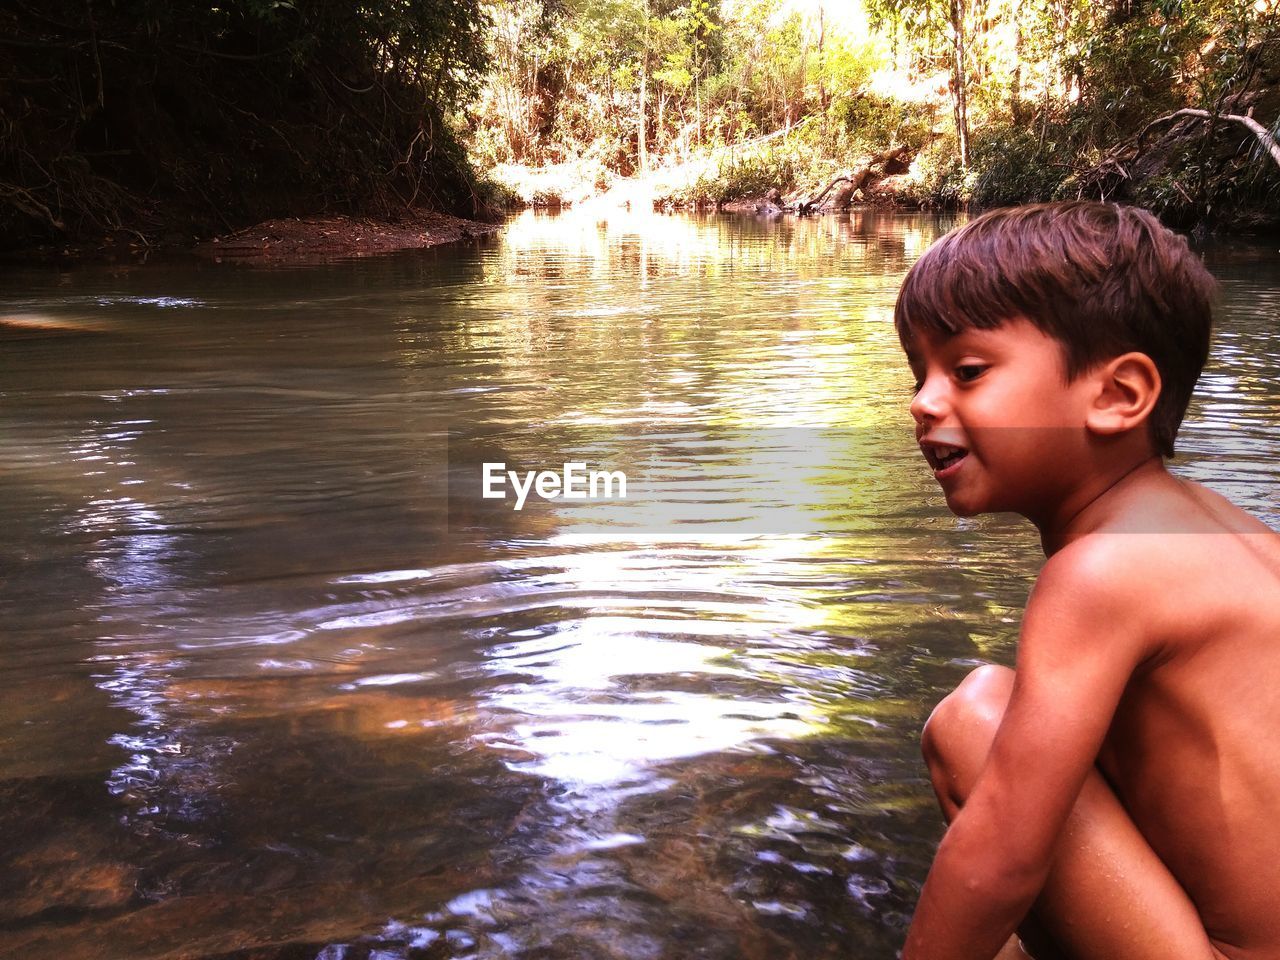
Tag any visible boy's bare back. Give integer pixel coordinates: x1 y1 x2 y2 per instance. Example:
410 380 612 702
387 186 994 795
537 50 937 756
1079 471 1280 954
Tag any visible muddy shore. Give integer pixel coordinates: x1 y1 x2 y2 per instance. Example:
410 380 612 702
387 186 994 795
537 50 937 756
193 212 501 262
4 211 502 266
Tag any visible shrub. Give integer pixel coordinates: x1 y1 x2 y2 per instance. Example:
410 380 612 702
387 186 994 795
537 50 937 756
969 125 1071 206
895 137 972 207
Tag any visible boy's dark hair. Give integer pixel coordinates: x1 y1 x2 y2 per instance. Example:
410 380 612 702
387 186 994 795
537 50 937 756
895 201 1217 457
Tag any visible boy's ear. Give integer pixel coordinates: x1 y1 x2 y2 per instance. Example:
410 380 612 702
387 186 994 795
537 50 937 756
1085 352 1161 438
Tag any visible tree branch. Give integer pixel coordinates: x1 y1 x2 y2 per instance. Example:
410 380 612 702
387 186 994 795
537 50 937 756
1138 108 1280 170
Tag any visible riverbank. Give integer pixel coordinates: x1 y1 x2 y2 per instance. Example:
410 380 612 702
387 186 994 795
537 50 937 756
486 150 950 220
487 132 1280 234
0 1 492 260
3 211 502 266
193 213 501 262
487 144 921 216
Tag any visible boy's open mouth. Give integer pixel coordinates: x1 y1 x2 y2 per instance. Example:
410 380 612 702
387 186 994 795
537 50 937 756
922 442 968 475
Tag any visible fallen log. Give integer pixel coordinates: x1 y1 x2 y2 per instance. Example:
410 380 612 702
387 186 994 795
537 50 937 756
793 146 910 214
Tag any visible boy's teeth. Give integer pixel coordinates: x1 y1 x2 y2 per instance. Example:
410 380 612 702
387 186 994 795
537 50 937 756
932 446 965 468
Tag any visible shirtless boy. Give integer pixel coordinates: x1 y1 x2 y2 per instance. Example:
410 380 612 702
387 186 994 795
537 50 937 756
896 201 1280 960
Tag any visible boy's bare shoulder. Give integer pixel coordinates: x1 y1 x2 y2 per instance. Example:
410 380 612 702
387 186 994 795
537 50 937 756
1024 536 1162 660
1034 476 1280 647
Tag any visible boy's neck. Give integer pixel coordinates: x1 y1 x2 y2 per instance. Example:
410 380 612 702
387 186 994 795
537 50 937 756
1035 453 1169 556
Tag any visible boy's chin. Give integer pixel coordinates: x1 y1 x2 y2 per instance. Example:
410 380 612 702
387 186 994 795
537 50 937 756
941 490 989 518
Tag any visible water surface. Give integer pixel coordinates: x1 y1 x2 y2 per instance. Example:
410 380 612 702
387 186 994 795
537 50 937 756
2 210 1277 959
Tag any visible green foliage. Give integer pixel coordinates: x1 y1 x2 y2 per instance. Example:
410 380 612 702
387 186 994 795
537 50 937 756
1068 5 1190 140
1125 114 1280 226
894 137 974 207
473 0 816 171
696 147 801 203
833 94 932 154
969 125 1070 205
7 0 1274 241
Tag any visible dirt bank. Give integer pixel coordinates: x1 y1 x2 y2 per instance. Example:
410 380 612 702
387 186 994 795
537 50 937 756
193 213 501 262
4 211 502 266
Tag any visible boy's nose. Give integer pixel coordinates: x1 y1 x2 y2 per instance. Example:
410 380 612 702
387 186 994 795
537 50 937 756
910 378 948 425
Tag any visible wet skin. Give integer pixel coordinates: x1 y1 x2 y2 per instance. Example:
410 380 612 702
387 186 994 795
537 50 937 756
902 320 1280 960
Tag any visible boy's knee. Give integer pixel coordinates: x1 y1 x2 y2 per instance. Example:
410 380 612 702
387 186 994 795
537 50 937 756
921 664 1015 773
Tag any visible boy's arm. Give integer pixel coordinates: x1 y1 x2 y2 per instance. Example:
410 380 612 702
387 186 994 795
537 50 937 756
902 544 1157 960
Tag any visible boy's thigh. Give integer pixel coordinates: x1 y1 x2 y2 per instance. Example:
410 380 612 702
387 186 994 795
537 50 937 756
1029 769 1226 960
924 665 1228 960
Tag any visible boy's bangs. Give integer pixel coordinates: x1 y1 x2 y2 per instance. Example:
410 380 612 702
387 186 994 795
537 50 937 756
893 230 1027 346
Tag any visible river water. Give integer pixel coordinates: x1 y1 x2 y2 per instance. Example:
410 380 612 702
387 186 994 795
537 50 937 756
2 210 1277 960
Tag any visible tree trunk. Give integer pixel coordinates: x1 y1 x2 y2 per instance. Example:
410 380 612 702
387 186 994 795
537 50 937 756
657 90 666 158
639 0 649 172
799 28 807 135
1011 15 1024 125
817 4 827 116
950 0 970 169
639 72 647 172
693 12 704 148
695 67 702 147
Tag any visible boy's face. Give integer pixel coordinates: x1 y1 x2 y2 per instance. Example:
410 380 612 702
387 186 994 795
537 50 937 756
904 318 1098 518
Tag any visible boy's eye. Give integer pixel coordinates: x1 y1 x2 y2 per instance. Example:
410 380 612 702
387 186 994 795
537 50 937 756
955 364 987 383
